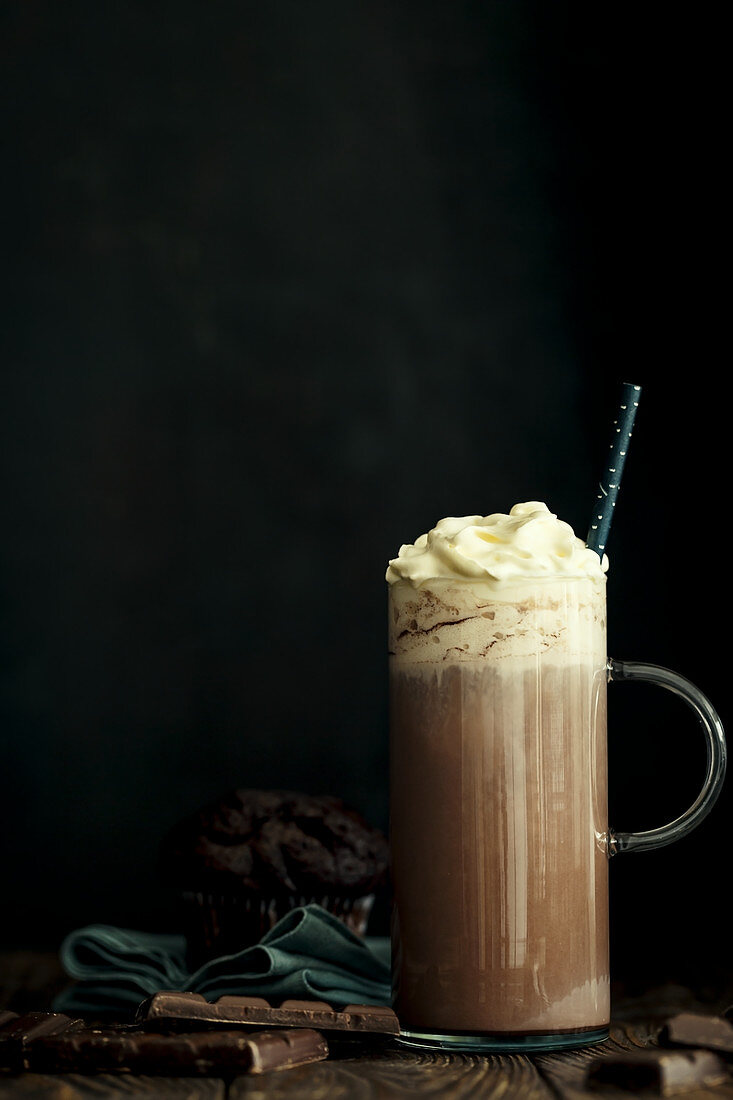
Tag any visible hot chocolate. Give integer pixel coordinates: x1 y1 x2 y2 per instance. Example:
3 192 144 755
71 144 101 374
387 503 610 1042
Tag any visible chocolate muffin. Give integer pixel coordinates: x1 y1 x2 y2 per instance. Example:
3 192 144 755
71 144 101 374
159 788 389 965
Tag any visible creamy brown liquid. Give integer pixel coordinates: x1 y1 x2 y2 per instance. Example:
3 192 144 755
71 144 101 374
389 587 609 1036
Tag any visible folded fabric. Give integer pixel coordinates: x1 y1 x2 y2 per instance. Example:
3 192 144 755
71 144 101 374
52 904 391 1017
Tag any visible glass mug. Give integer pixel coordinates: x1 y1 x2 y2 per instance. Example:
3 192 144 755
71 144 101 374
388 574 726 1052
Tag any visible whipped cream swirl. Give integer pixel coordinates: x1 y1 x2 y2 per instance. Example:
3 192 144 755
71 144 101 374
386 502 608 588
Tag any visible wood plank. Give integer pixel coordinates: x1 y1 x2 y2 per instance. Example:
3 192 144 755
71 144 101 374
0 1075 224 1099
229 1045 555 1099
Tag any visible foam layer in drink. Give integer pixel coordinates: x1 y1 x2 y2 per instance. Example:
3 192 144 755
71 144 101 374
389 578 609 1035
389 576 605 666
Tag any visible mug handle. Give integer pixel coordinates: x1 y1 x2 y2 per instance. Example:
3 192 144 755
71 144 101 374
607 658 727 855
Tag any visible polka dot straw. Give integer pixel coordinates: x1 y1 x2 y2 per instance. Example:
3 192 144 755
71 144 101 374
586 382 641 557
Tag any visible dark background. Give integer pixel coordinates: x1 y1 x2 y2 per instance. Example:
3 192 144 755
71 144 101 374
1 2 728 994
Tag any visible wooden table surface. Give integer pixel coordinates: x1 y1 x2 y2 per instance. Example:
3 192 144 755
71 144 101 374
2 951 733 1098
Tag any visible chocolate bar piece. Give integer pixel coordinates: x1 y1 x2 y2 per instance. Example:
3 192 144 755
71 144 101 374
0 1011 85 1071
136 991 400 1035
660 1011 733 1055
0 1011 83 1043
586 1049 727 1096
25 1026 328 1075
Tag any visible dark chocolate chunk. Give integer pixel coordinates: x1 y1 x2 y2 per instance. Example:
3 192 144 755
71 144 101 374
586 1049 727 1095
0 1011 82 1042
136 990 400 1035
0 1011 86 1072
660 1011 733 1055
25 1025 328 1075
239 1028 329 1074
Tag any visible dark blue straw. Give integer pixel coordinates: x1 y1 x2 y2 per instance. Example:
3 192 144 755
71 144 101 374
586 382 641 557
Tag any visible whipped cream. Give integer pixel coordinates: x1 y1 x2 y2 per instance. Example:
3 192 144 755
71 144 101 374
386 502 608 589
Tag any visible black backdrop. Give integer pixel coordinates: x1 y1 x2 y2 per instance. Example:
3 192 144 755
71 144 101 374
2 2 729 993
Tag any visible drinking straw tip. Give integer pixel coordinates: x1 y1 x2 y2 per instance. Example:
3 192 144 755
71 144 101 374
586 384 641 556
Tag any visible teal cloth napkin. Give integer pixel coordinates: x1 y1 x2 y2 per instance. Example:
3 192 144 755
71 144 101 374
52 904 391 1017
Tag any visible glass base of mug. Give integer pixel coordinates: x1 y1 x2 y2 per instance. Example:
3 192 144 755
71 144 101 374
396 1024 610 1054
